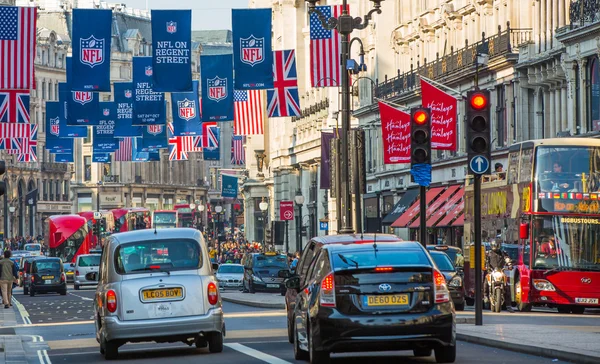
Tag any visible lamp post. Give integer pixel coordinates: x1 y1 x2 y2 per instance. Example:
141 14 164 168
215 205 223 256
198 203 205 231
294 189 305 253
8 206 15 239
190 203 196 228
259 199 268 252
306 0 383 234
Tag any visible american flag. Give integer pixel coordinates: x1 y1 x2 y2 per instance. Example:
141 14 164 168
267 50 301 117
17 123 36 162
234 90 264 135
114 137 133 161
231 135 245 165
310 5 345 88
0 122 31 138
0 6 37 90
0 89 29 122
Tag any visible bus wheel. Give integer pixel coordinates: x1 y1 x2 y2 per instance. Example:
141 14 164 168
515 280 532 312
570 306 585 314
557 306 570 314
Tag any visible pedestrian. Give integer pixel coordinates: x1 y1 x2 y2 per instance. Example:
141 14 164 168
0 250 18 309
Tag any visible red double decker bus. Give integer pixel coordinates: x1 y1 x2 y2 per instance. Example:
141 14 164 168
152 210 177 229
464 138 600 313
77 211 115 248
111 208 150 232
45 215 91 264
174 203 195 228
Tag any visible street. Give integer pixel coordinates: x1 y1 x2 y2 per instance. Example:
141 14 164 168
8 284 598 363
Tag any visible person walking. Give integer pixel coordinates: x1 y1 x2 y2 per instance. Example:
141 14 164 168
0 250 18 309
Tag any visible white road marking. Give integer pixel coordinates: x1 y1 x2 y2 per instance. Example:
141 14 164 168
25 335 52 364
225 343 292 364
68 292 93 301
12 296 32 325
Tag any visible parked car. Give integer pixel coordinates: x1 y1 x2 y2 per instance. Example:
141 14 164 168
426 245 464 270
215 263 244 289
29 257 67 296
88 228 225 360
20 256 42 294
283 235 456 363
74 254 101 290
429 250 465 310
241 252 289 294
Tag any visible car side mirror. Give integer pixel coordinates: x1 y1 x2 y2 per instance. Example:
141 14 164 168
519 223 529 240
211 263 219 271
285 276 300 290
278 269 292 279
85 272 98 282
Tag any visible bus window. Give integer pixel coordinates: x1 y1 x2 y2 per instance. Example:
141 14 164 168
536 146 600 194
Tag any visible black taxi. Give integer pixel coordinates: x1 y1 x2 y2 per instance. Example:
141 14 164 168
29 257 67 296
241 251 290 294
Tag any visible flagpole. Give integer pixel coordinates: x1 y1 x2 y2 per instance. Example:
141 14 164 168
374 97 410 112
419 75 465 99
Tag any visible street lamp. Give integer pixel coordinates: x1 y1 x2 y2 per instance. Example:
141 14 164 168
190 203 196 229
8 206 15 239
294 189 305 253
259 199 268 252
306 0 383 234
198 203 205 230
214 205 223 256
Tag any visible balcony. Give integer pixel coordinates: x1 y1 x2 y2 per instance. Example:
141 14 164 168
103 175 120 183
569 0 600 28
374 23 532 101
41 162 68 174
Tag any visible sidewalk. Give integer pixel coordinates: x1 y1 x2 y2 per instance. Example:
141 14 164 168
221 290 285 309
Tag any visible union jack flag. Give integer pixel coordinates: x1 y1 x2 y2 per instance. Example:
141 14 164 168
0 122 30 137
267 50 301 117
201 121 217 148
0 89 30 122
17 123 36 162
206 124 219 149
231 135 245 166
168 123 188 161
0 137 20 153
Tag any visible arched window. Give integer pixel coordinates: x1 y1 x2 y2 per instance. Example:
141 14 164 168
589 56 600 131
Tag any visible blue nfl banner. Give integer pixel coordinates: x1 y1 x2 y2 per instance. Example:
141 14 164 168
200 54 234 121
93 153 111 163
151 10 192 92
141 124 168 150
45 102 74 151
114 82 142 138
93 102 118 152
58 83 89 137
232 9 274 90
71 9 112 91
54 153 74 163
203 126 220 160
65 58 100 125
221 174 238 199
171 80 202 136
132 57 166 125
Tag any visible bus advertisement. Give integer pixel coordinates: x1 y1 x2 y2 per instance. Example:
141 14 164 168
152 210 177 229
45 215 91 264
174 203 195 228
464 139 600 313
111 208 150 232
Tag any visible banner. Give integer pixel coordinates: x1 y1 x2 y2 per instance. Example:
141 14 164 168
320 132 334 189
57 83 88 138
54 153 74 163
171 80 202 136
421 79 457 151
113 82 142 138
200 54 234 121
71 9 112 91
151 10 192 92
93 153 110 163
221 174 238 199
93 102 118 152
45 102 74 152
66 57 99 125
132 57 166 125
232 9 273 90
378 102 410 164
203 125 220 160
141 124 168 150
133 138 161 161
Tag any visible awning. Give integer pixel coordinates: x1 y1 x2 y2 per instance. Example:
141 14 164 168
381 188 420 225
428 187 464 227
436 198 464 227
391 187 445 228
452 213 465 227
409 185 460 228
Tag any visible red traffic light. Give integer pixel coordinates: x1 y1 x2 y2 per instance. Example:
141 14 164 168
470 93 488 110
413 110 429 125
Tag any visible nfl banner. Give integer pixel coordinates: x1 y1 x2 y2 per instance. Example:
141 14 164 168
93 153 110 163
232 9 273 90
113 82 142 138
151 10 192 92
221 174 238 199
93 102 118 152
57 83 89 137
171 80 202 136
200 54 234 121
71 9 112 91
65 58 100 125
141 124 168 150
54 153 74 163
132 57 166 125
203 125 220 160
45 102 74 151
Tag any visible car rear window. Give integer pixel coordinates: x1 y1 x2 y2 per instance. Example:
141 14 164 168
25 244 41 251
430 253 455 272
218 265 244 274
34 261 61 272
254 255 288 269
78 255 101 267
331 249 430 271
115 239 202 274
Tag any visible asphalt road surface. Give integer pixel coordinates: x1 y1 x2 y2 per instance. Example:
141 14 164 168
10 284 596 363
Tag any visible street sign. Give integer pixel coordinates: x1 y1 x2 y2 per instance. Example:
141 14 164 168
469 155 489 175
279 201 294 221
319 221 328 231
93 212 102 219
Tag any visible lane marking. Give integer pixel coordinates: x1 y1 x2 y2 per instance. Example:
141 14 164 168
225 343 292 364
25 335 52 364
12 296 32 325
68 292 93 301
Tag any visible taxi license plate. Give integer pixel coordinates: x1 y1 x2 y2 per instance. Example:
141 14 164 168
575 298 599 304
41 276 54 280
364 294 409 307
142 288 183 301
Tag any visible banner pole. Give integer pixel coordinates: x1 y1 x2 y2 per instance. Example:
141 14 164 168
419 75 465 99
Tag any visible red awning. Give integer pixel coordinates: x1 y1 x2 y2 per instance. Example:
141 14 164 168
452 214 465 227
429 188 464 227
409 185 460 228
391 187 445 228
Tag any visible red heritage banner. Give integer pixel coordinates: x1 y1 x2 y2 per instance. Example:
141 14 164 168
420 79 457 151
378 101 410 164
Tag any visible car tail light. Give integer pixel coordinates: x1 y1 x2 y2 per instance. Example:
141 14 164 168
207 282 218 305
375 267 393 272
30 276 34 283
76 270 79 276
106 290 117 313
61 273 66 282
434 270 450 304
319 273 336 307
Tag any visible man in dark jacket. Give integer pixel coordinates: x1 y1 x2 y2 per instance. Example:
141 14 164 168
484 238 514 312
0 251 18 308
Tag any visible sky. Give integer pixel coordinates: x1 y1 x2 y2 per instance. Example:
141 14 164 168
120 0 248 31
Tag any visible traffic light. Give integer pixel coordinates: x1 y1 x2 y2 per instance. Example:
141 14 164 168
99 219 106 233
265 228 272 245
466 90 491 174
410 107 432 167
0 161 5 197
92 219 98 235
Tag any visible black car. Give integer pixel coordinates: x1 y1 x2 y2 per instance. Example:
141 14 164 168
285 237 456 363
20 256 42 295
429 251 465 311
426 245 464 270
241 252 289 294
29 258 67 296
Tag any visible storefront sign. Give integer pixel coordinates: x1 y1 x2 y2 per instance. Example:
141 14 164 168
101 194 122 204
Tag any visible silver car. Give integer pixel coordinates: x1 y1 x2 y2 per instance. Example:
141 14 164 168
74 254 101 290
89 228 224 360
215 264 244 289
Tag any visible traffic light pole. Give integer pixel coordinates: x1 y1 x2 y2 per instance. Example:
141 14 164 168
285 220 289 254
419 186 427 247
474 174 483 326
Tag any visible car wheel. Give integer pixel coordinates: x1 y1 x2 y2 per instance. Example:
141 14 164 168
434 345 456 363
557 306 570 314
454 302 465 311
413 348 432 357
103 339 118 360
60 289 67 296
74 284 80 291
29 289 35 297
208 332 223 353
23 287 28 295
308 325 329 364
287 315 294 344
293 320 308 360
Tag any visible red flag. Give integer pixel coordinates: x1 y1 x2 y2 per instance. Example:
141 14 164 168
378 102 410 164
420 79 457 151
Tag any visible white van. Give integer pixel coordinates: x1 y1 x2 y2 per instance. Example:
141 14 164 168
24 243 42 256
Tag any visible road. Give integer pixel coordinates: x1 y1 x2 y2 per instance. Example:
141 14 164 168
9 284 597 363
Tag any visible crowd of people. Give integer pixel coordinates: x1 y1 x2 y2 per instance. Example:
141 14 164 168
1 235 45 252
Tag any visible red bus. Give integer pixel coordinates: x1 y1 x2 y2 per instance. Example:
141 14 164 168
174 204 195 228
152 210 177 229
464 138 600 313
45 215 91 264
111 208 150 232
77 211 115 248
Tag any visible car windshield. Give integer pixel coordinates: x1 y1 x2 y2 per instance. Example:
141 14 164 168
254 255 288 269
332 248 430 270
154 212 176 224
115 239 201 274
218 265 244 274
35 261 61 272
504 246 519 262
25 244 41 251
430 253 455 272
78 255 100 267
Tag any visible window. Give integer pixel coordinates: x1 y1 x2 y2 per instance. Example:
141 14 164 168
589 56 600 132
77 255 101 267
496 85 506 147
42 81 46 100
115 239 202 274
63 180 69 201
84 126 92 144
49 180 54 201
84 156 92 182
42 179 47 201
331 248 429 271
